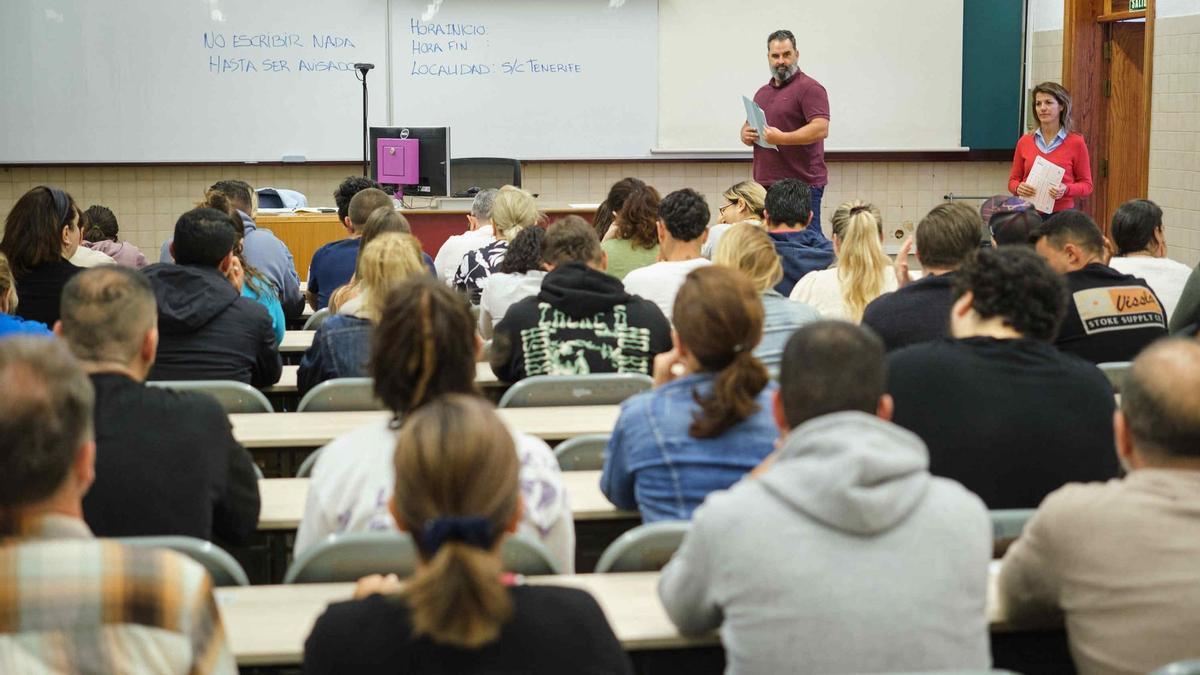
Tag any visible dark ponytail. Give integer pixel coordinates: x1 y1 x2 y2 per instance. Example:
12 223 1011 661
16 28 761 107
672 266 769 438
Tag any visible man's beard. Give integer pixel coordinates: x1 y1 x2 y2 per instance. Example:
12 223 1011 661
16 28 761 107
772 62 799 82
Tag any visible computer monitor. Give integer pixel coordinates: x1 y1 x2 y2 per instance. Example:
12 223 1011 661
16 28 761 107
369 126 450 197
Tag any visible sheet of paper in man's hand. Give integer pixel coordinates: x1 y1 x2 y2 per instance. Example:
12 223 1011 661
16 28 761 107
742 96 779 150
1024 156 1067 214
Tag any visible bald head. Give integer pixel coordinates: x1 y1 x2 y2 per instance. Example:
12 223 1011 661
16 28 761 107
1121 339 1200 460
59 266 157 366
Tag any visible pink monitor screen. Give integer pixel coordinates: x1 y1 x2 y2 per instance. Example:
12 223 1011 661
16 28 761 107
376 138 419 185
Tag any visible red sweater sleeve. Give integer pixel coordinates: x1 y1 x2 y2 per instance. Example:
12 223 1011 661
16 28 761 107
1065 134 1093 199
1008 135 1031 195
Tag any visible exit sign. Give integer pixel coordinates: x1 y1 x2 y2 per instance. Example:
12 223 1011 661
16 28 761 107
1130 0 1146 9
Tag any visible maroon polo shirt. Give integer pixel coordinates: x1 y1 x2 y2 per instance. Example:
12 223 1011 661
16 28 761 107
752 70 830 188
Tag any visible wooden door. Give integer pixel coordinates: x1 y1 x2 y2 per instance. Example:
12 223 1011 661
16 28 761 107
1102 22 1149 220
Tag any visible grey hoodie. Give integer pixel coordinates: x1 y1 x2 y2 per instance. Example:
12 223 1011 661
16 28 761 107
658 411 991 675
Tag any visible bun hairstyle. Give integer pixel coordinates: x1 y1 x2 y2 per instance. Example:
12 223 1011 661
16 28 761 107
672 266 769 438
830 200 890 322
491 186 540 241
393 395 519 648
83 205 119 243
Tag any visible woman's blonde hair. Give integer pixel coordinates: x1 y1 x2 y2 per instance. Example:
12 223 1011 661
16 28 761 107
830 200 890 322
357 232 425 321
0 252 16 313
394 395 519 648
490 185 539 241
712 223 782 293
722 181 767 219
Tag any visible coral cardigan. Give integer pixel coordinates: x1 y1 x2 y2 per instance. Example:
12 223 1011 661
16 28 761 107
1007 132 1094 212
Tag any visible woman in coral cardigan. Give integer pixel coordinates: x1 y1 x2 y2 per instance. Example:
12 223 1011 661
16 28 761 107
1008 82 1093 213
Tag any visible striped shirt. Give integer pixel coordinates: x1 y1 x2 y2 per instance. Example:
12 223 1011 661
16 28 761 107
0 515 236 674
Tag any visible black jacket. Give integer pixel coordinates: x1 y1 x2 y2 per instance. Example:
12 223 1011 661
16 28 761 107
489 262 672 382
861 272 957 352
1056 263 1168 364
13 259 83 328
82 373 261 544
143 263 282 387
888 337 1120 509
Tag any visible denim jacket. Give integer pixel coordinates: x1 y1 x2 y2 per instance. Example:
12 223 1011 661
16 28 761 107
601 372 779 522
297 315 372 396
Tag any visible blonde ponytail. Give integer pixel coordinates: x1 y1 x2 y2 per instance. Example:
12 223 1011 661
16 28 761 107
831 202 891 322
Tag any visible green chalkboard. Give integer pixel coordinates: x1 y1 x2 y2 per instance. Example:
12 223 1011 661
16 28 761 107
961 0 1025 151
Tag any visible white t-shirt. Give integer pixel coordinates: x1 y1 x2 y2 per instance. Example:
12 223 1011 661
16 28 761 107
69 245 116 268
622 257 713 323
1109 256 1193 321
294 418 575 572
478 270 547 339
434 225 495 285
789 267 898 321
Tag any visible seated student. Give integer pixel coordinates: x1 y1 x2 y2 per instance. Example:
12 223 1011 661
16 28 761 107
162 179 303 318
999 338 1200 675
1032 210 1167 364
712 223 818 376
0 252 52 338
478 226 546 339
294 277 574 571
454 186 539 303
0 337 236 672
199 189 285 346
988 206 1043 247
67 226 117 268
56 267 260 542
297 232 426 395
862 202 982 351
601 266 777 522
599 178 660 280
888 247 1120 508
762 178 833 296
659 321 990 674
81 205 147 268
0 185 85 327
1171 263 1200 333
143 208 281 387
702 179 766 259
328 206 432 314
434 189 498 284
622 188 713 322
303 395 631 675
490 217 670 382
790 200 897 321
1107 198 1191 322
307 181 391 310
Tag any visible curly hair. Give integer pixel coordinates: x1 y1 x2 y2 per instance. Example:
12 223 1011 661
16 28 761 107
658 188 710 242
952 246 1067 342
333 176 383 221
616 182 660 250
499 225 546 274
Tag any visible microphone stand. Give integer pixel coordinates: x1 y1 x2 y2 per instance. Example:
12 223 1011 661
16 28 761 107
354 63 375 177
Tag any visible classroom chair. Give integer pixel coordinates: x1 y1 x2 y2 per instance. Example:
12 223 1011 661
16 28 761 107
303 307 331 331
296 377 385 412
283 531 559 584
594 521 691 574
119 536 250 587
553 433 610 471
295 448 322 478
1098 361 1131 393
497 373 652 409
146 380 274 414
991 508 1035 557
1152 660 1200 675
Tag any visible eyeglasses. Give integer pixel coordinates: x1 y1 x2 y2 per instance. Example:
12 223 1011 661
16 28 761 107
718 201 736 213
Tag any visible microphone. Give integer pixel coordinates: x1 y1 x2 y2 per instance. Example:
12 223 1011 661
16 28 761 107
354 63 375 73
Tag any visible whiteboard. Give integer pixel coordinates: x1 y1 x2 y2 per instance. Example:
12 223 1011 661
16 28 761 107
657 0 966 152
0 0 388 162
388 0 658 159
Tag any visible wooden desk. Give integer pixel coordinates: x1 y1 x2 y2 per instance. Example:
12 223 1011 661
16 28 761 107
256 471 634 531
231 405 619 449
217 565 1039 667
259 206 597 281
262 362 499 394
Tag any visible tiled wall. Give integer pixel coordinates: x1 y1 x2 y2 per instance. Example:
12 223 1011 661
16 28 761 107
1149 14 1200 266
0 160 1011 261
1031 30 1064 86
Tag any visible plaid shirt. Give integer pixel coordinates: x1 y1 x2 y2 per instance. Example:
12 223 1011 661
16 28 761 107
0 515 236 674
